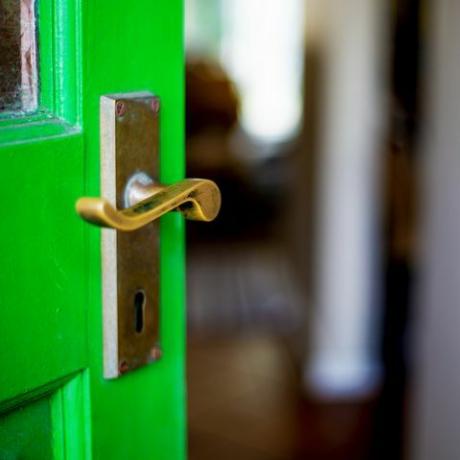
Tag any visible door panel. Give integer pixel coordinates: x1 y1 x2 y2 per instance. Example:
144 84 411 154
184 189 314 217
0 396 54 459
0 0 88 454
0 373 90 460
0 0 186 458
0 134 85 403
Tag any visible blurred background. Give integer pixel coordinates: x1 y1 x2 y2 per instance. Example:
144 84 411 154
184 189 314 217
185 1 458 459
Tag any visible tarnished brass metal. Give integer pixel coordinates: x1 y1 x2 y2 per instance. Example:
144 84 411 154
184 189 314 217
76 178 221 231
76 92 221 379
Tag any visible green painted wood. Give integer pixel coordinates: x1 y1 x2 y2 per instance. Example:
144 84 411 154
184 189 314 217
0 0 185 458
0 133 86 403
51 372 92 460
0 397 54 459
84 0 186 457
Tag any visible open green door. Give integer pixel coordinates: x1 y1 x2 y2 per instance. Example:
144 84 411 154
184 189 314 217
0 0 186 458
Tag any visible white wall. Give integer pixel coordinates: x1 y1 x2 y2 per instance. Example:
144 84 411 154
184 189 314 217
305 0 387 397
411 2 460 458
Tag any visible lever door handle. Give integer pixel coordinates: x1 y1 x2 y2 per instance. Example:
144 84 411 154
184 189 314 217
84 92 220 378
76 177 221 232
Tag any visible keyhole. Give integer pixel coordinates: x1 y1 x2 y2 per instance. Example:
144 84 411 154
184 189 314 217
134 290 145 333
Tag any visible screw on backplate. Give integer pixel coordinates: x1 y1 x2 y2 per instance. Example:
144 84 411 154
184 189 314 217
116 101 126 117
150 347 162 361
119 360 129 374
151 98 160 114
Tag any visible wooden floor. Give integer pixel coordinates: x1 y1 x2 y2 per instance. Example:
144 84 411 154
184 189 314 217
187 335 376 460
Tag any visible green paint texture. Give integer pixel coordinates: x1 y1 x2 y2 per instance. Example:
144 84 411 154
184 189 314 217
83 0 186 456
0 0 186 458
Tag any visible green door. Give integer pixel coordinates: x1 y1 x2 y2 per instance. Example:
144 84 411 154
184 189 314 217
0 0 186 458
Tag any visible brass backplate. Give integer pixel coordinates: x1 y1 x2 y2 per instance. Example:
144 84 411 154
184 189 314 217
101 92 160 379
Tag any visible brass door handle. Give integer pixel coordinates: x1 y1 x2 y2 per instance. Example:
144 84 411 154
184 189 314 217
84 92 221 378
76 177 221 232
